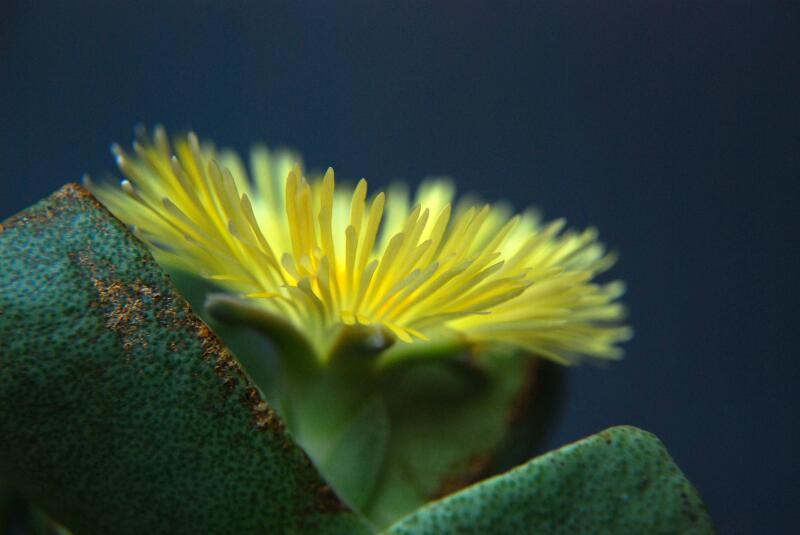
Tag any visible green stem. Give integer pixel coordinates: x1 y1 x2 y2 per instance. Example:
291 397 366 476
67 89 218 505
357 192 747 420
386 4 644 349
204 293 319 377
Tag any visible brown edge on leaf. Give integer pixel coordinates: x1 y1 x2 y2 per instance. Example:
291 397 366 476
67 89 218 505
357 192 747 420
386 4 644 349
49 184 287 432
7 182 352 514
1 183 94 232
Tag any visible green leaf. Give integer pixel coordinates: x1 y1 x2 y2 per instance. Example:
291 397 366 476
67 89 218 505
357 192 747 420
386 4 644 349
0 185 372 535
382 426 714 535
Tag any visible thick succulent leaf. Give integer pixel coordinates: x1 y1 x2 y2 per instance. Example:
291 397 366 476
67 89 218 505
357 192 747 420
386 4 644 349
383 426 714 535
0 185 372 535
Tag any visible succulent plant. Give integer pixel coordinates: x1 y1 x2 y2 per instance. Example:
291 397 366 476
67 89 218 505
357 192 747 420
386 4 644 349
0 129 713 534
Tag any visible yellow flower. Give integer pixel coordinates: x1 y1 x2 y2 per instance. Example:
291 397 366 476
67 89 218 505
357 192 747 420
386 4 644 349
88 126 631 363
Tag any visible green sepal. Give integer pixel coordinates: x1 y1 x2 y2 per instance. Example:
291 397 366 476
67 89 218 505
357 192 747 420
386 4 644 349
365 347 534 526
0 185 371 535
205 293 319 376
319 396 390 512
382 426 714 535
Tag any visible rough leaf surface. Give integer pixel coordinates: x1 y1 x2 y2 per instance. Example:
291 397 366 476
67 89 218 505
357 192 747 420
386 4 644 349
0 184 371 535
383 426 714 535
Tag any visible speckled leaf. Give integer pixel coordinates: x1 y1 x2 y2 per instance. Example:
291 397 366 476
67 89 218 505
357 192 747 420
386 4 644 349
383 426 714 535
0 185 372 535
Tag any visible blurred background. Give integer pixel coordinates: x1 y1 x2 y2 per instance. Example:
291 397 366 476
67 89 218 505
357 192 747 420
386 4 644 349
1 1 797 532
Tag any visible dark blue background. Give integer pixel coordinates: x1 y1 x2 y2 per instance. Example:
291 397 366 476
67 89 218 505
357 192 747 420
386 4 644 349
1 2 797 533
